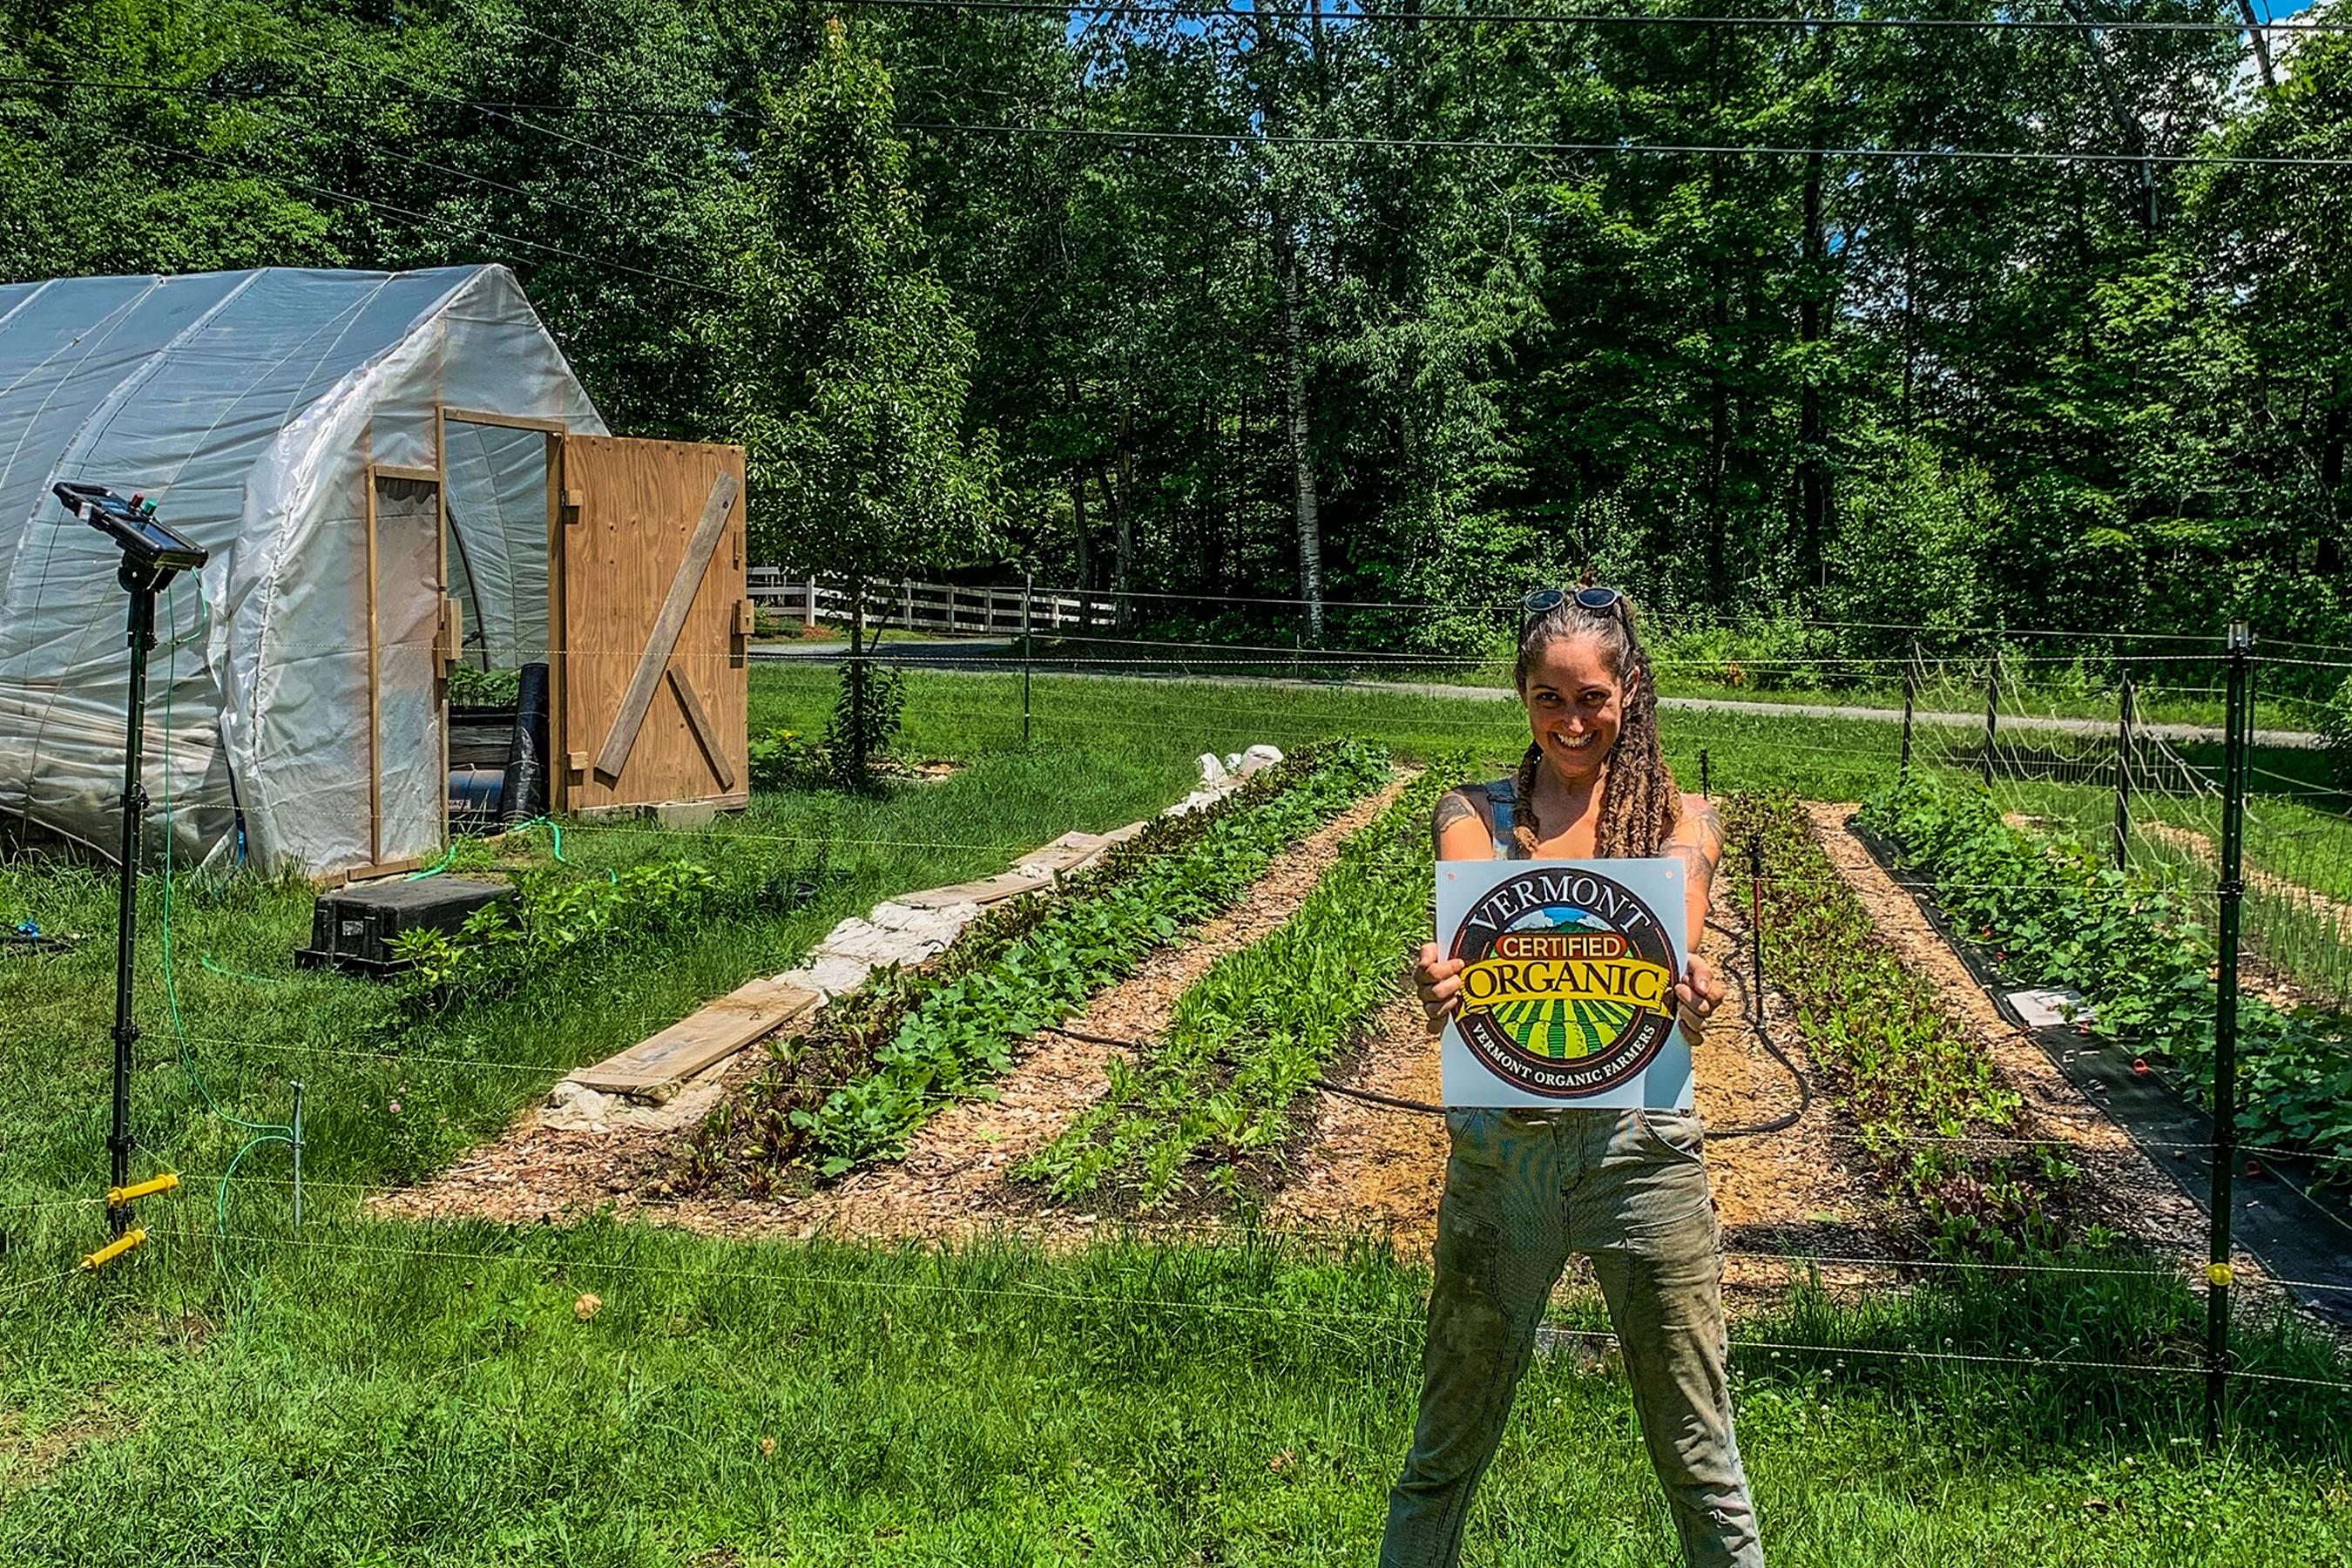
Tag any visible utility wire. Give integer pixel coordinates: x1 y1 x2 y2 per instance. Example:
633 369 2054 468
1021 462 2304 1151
902 118 2352 169
841 0 2352 34
70 124 727 297
15 74 2352 169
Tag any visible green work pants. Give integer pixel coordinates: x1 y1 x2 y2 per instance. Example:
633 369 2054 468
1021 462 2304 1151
1379 1106 1762 1568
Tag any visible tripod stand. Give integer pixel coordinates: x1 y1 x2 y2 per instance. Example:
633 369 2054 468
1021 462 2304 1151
55 483 206 1247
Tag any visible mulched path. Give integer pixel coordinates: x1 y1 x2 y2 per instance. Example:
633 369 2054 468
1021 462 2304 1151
380 794 2251 1319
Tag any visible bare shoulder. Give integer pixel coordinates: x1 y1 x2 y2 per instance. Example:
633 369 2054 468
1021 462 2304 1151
1432 785 1484 836
1431 785 1493 861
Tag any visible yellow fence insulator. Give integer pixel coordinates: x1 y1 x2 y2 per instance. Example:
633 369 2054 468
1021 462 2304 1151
79 1228 146 1272
107 1173 180 1207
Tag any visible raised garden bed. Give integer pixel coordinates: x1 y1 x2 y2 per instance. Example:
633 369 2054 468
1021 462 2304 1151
1854 774 2352 1322
684 740 1396 1189
1017 765 1457 1210
1720 790 2081 1260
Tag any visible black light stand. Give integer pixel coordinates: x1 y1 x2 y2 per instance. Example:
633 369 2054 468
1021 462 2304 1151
54 483 206 1240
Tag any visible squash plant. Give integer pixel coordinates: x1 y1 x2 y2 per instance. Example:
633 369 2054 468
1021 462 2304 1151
1857 774 2352 1192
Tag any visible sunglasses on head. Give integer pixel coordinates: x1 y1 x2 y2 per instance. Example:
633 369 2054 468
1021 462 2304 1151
1522 585 1624 616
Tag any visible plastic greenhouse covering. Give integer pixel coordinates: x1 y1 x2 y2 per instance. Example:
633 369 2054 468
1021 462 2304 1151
0 265 605 876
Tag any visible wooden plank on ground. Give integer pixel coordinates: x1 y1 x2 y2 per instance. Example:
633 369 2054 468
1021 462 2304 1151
570 975 819 1099
896 869 1053 909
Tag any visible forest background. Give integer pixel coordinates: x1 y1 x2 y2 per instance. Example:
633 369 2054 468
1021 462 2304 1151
4 0 2349 675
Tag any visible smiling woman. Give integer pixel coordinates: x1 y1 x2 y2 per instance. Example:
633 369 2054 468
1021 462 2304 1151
1388 588 1757 1568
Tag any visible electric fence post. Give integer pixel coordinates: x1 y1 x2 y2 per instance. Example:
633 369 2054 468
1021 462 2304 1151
290 1081 305 1233
2114 672 2135 873
1981 643 2000 790
1021 570 1034 747
1899 663 1916 781
2205 620 2253 1450
1699 748 1710 800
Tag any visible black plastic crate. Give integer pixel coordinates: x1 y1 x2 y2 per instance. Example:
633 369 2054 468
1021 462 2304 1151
294 876 516 977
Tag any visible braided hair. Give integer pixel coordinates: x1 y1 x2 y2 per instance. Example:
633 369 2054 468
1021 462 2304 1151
1509 595 1680 858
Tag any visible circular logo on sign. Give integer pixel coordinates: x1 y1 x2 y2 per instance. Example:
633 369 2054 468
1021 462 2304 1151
1447 866 1678 1098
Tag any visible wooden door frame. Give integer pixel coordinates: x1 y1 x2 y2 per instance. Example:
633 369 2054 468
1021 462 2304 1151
358 443 450 882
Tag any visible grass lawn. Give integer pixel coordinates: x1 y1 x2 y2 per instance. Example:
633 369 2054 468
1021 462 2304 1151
5 666 2351 1564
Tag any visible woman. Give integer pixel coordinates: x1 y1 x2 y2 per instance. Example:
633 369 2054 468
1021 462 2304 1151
1380 586 1761 1568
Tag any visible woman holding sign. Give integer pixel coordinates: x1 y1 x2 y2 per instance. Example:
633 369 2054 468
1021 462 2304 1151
1380 587 1758 1568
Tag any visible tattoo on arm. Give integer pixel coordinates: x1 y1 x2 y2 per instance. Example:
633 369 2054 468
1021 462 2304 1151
1666 800 1727 898
1431 790 1477 860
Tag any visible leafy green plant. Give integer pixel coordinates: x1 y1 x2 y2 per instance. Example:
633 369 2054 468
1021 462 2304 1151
446 666 523 708
1855 773 2352 1193
1720 791 2061 1254
824 660 909 790
388 853 828 1006
1018 765 1461 1208
747 727 832 792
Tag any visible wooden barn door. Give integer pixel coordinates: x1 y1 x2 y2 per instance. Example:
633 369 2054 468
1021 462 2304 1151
551 436 750 813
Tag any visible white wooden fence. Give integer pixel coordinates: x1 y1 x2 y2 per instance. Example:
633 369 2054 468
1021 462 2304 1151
747 571 1120 635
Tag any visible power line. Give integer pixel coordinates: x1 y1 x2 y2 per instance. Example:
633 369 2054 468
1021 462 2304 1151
902 118 2352 169
844 0 2352 34
17 75 2352 170
64 124 727 297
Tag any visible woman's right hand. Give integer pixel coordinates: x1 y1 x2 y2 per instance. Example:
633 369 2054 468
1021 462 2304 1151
1416 942 1466 1030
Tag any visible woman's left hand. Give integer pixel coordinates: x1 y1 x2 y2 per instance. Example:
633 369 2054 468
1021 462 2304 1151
1673 955 1726 1044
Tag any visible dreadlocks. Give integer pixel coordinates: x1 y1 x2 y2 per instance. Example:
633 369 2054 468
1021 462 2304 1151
1509 594 1680 858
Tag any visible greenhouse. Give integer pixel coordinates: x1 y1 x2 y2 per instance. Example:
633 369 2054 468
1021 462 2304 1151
0 264 605 875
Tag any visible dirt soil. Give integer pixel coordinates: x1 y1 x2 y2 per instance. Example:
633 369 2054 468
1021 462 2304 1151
377 773 1417 1241
1271 867 1896 1294
382 796 2241 1308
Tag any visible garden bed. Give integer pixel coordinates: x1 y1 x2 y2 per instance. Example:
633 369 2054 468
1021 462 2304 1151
1841 791 2352 1324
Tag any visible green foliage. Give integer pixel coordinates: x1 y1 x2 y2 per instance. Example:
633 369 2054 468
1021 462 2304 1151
388 855 822 1004
1019 764 1460 1207
720 17 999 578
2321 672 2352 792
1720 791 2061 1255
746 726 832 793
445 666 523 709
823 660 908 790
695 741 1393 1182
1857 772 2352 1192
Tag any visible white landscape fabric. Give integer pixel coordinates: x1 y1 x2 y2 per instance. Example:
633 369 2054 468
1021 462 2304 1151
0 265 604 875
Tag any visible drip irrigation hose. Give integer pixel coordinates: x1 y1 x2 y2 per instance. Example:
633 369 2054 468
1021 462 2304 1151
1044 965 1816 1137
1703 911 1814 1141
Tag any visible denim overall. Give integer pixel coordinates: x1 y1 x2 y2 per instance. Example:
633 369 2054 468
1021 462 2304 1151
1377 778 1763 1568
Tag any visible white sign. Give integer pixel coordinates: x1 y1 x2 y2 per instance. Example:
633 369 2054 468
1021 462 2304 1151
1436 857 1693 1110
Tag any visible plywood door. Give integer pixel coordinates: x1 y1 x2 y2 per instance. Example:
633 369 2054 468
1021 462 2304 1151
369 474 449 864
554 436 749 811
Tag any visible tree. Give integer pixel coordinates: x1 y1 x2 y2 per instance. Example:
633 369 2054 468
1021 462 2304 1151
720 16 999 784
